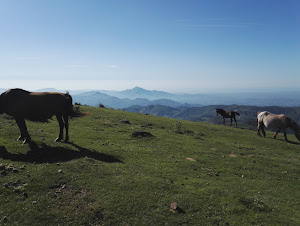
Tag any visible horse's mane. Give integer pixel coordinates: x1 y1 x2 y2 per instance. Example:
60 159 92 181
9 88 30 94
216 108 225 113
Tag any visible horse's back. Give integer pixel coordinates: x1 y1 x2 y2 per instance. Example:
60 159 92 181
1 89 72 120
29 92 71 111
258 111 287 129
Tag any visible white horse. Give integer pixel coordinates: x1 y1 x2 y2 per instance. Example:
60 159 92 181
257 111 300 142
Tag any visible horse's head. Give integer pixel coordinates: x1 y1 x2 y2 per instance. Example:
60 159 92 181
216 108 224 116
286 117 300 141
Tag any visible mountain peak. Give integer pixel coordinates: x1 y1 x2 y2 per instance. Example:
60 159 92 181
116 86 173 100
132 86 143 89
122 87 148 94
131 86 146 91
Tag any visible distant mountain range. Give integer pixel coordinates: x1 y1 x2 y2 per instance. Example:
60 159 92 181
1 86 300 108
71 90 188 108
71 86 300 108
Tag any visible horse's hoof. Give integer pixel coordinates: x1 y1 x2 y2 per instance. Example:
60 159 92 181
22 139 31 145
17 136 25 141
54 138 62 142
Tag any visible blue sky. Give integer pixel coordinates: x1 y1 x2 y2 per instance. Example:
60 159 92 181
0 0 299 93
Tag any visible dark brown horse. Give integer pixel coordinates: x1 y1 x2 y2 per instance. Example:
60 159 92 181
216 108 240 127
0 88 84 144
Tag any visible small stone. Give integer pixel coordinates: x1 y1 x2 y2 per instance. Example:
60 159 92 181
119 119 131 124
56 163 60 166
3 216 8 223
170 202 178 210
58 169 63 174
186 158 196 162
24 193 28 198
132 131 153 138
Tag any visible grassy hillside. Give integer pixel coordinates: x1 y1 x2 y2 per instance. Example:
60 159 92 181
1 106 300 225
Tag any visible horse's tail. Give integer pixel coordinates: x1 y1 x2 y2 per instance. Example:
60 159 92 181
65 92 87 119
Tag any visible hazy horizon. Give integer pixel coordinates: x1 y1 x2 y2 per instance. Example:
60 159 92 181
0 1 299 93
1 79 299 95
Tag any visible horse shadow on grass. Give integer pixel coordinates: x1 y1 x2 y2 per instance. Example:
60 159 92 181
287 140 300 145
0 141 123 164
263 136 300 145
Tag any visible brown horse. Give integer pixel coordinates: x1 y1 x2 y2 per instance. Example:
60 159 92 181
257 111 300 142
216 108 240 127
0 88 84 144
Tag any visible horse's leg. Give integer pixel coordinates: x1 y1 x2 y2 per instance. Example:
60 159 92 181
261 125 266 137
14 117 31 144
283 130 288 142
230 117 232 126
63 115 69 143
273 129 281 139
234 117 237 128
222 117 225 125
257 128 261 136
55 114 64 142
257 119 261 136
14 117 25 141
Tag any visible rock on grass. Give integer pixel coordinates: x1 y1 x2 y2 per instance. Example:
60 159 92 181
132 131 153 138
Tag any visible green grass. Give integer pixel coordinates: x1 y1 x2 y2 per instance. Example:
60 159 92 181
1 106 300 225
